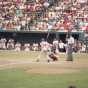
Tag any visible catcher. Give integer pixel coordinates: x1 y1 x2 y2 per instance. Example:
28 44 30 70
48 52 58 61
47 45 59 62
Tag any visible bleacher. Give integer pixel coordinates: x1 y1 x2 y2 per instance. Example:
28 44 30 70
0 0 87 32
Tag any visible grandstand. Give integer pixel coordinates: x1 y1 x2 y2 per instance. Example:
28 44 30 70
0 0 88 52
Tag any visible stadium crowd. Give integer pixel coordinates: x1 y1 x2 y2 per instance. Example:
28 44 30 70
0 37 86 53
0 0 88 32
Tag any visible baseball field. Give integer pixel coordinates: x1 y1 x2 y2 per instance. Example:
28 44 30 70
0 51 88 88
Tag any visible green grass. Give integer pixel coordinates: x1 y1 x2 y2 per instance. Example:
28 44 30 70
0 51 88 88
0 69 88 88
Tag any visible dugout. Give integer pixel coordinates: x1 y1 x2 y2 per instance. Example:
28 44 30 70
0 31 84 44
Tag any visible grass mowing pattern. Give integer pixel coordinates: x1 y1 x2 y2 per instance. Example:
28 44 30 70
0 51 88 88
0 69 88 88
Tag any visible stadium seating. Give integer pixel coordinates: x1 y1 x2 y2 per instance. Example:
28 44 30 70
0 0 88 32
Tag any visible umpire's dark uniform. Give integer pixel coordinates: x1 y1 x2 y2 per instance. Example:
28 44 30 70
67 36 74 61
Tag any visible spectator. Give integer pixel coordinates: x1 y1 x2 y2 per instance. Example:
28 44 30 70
0 0 87 32
53 38 59 53
58 40 65 52
24 43 30 52
32 43 39 51
7 39 14 50
14 42 21 51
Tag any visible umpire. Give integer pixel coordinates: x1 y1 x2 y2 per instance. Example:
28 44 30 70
66 35 75 61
